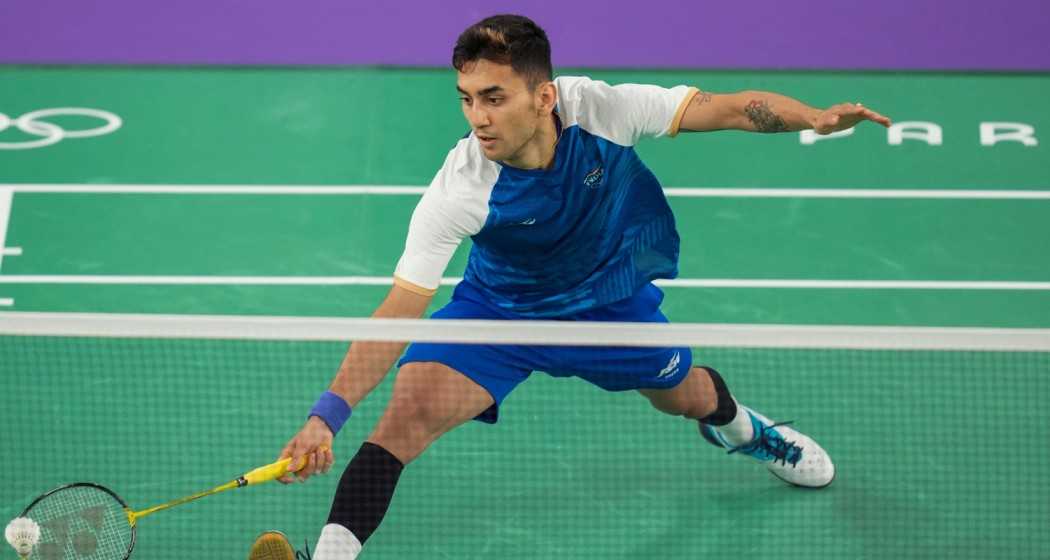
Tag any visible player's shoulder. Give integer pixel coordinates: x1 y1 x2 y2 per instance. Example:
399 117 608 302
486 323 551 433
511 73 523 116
412 134 498 232
553 75 603 124
554 75 641 145
554 75 694 145
432 134 501 199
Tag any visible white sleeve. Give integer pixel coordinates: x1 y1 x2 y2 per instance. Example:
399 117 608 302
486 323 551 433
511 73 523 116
393 143 492 295
559 76 699 146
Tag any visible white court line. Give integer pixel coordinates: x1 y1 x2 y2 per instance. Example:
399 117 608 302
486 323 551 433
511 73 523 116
655 279 1050 290
5 184 426 195
1 185 1046 293
0 187 13 271
0 275 1048 291
660 188 1050 199
4 184 1050 199
0 187 13 306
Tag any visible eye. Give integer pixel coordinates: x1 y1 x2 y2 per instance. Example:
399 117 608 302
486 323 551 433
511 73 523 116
487 97 503 105
459 96 471 104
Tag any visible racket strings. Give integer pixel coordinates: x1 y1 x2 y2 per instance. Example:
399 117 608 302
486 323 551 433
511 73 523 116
26 485 132 559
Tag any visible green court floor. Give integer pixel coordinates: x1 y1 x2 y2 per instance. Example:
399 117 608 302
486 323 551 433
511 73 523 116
1 67 1048 559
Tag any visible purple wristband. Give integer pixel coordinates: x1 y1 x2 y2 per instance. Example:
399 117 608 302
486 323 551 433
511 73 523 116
309 391 352 435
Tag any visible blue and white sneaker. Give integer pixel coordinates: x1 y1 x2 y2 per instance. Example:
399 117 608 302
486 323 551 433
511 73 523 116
699 406 835 488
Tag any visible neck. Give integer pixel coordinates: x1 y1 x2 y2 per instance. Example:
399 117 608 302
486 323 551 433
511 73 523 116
502 113 559 170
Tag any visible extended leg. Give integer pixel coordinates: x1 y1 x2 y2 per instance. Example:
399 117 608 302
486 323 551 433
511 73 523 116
640 365 835 488
639 366 754 443
314 362 495 559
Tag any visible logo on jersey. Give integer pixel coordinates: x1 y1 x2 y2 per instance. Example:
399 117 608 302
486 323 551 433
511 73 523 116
657 351 681 378
583 165 604 188
517 218 537 225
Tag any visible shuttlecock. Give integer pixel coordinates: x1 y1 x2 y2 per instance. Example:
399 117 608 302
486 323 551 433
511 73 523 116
5 517 40 557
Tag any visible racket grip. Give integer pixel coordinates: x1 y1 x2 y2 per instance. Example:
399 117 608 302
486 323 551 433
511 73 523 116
242 446 328 485
242 458 293 485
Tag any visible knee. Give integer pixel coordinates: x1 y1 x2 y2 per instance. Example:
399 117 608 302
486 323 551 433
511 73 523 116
686 366 720 419
645 391 703 419
669 396 712 420
644 366 719 420
369 363 454 462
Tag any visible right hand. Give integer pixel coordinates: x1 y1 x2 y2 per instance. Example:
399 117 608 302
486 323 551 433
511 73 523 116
277 416 335 484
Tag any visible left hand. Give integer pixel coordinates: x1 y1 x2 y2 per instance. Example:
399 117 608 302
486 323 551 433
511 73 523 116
812 102 892 134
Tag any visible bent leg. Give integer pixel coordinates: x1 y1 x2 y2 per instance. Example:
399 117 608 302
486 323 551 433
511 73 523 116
316 362 495 560
640 365 753 444
641 365 836 488
369 361 496 464
639 365 721 420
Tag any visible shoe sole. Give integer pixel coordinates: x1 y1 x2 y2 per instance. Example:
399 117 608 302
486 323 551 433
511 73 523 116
768 465 836 489
248 531 296 560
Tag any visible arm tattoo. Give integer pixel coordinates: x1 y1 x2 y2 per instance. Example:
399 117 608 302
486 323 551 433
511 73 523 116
744 100 789 133
692 89 713 106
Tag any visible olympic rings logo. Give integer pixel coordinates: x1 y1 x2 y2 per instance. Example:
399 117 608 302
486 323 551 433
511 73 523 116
0 108 122 150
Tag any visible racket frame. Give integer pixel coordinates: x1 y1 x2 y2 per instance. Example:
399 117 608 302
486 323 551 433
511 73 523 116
21 481 137 560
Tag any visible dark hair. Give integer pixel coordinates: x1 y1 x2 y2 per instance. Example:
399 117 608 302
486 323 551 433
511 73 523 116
452 14 553 89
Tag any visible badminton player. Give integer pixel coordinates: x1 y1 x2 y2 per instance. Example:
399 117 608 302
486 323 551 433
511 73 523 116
255 14 891 560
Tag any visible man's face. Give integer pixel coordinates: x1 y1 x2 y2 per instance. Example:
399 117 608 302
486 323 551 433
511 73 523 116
457 59 542 163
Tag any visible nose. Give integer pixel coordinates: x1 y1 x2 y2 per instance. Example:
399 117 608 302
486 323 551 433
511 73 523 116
465 102 490 129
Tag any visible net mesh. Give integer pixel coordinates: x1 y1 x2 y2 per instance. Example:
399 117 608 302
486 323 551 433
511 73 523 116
2 313 1049 560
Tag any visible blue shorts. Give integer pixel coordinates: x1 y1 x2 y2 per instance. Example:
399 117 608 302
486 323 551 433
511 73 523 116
397 282 693 423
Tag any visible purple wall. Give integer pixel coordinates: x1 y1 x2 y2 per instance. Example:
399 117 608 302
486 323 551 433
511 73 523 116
1 0 1047 70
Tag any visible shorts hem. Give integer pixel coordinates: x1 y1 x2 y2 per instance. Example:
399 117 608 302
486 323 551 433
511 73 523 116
396 354 511 424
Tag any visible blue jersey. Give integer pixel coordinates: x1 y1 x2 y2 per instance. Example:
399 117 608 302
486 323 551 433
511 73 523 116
394 76 698 317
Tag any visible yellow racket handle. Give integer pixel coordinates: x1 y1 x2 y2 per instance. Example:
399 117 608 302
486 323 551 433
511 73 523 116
242 457 296 485
129 446 329 524
244 445 331 485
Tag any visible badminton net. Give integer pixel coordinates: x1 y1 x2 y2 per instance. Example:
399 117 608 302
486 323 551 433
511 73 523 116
1 311 1048 560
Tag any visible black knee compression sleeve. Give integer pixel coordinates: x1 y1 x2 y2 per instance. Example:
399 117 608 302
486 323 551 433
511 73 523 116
697 366 737 426
327 442 405 544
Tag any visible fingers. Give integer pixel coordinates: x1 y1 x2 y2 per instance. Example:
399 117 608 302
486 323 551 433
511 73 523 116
280 449 308 484
278 441 312 484
307 446 334 475
277 442 297 485
815 102 893 134
862 108 892 127
299 445 335 478
277 418 338 485
294 446 322 482
850 106 891 127
826 102 859 115
840 102 893 127
295 453 316 482
322 446 335 474
277 440 335 484
307 450 322 477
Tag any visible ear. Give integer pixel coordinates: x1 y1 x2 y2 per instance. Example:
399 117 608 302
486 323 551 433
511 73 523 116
535 81 557 115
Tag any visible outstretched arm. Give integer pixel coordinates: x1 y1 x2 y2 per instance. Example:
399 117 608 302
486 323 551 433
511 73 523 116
276 284 432 483
678 89 891 134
